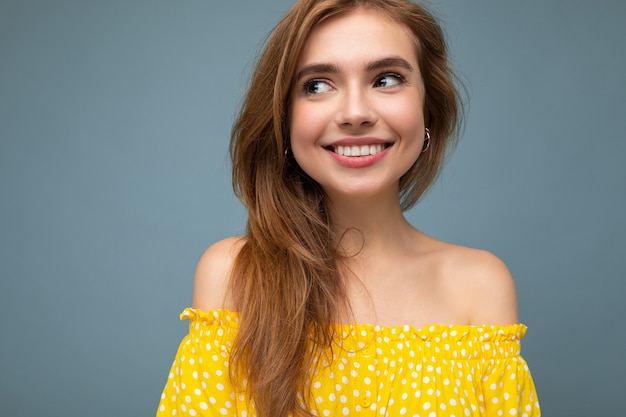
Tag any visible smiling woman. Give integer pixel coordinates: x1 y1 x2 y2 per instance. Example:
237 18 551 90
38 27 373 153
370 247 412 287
156 1 540 416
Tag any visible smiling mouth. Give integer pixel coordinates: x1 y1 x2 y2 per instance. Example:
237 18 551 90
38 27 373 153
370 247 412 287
327 143 392 157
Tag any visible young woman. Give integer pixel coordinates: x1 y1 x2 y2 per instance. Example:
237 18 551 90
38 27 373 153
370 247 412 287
157 1 540 416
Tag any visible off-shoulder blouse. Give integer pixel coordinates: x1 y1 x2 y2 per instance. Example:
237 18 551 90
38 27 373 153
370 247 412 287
157 308 540 416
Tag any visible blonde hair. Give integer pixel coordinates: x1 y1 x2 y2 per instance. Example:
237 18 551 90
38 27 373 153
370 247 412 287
229 1 463 415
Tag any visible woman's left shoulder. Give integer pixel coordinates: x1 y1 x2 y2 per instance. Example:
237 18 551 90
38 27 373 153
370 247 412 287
431 241 519 325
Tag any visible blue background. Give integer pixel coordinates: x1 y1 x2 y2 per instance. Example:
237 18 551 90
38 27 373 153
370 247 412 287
1 1 625 416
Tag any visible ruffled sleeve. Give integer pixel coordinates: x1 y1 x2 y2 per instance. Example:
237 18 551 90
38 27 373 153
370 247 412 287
476 325 541 416
156 309 242 416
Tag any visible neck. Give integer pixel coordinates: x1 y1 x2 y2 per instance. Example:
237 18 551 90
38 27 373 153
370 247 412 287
327 190 417 258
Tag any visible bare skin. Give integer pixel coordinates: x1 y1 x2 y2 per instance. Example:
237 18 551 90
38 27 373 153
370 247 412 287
192 225 518 329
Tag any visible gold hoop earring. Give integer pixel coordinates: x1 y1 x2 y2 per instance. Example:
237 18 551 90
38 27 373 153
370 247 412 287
422 128 431 153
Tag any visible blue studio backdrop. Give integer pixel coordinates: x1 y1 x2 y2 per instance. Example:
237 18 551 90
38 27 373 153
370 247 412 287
1 1 625 416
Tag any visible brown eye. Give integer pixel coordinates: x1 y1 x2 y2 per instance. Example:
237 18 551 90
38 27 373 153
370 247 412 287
374 73 405 88
303 80 332 95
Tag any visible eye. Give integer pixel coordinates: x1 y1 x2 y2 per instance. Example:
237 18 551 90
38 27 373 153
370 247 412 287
302 79 332 95
374 73 406 88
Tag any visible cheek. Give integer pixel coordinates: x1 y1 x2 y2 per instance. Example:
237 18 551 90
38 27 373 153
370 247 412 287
384 98 425 144
289 104 323 150
289 107 304 146
288 107 313 170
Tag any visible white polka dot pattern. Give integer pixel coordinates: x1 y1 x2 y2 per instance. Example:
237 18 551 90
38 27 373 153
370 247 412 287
157 309 541 416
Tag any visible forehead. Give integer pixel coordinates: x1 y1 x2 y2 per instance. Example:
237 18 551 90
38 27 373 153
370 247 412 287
297 8 418 68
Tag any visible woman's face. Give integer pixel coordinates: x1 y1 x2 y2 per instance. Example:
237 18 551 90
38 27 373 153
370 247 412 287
289 8 426 203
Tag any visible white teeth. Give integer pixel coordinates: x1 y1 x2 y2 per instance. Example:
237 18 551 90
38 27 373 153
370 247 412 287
333 144 386 157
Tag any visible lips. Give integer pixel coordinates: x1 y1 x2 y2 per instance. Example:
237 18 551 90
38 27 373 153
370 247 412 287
324 139 393 157
321 139 393 168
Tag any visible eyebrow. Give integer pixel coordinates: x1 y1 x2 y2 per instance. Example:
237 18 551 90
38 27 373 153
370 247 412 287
295 63 339 82
295 56 414 81
366 57 413 73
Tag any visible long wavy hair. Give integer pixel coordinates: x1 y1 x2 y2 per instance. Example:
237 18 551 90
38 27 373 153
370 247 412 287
228 1 463 415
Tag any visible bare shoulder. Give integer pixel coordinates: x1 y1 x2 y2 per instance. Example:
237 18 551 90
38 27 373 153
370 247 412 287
192 236 245 311
429 240 519 325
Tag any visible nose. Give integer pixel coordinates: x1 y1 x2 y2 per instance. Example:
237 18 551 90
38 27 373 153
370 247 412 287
334 85 378 129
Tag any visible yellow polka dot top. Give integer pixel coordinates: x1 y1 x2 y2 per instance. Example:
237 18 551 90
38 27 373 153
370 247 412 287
157 309 540 416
